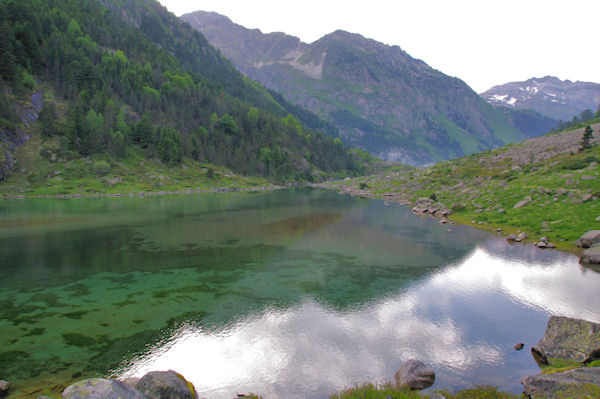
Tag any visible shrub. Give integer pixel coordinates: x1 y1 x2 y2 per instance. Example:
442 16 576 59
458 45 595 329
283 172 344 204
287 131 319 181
359 182 368 190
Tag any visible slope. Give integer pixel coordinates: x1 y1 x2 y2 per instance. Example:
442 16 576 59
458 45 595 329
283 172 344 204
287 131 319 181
182 11 526 166
0 0 367 192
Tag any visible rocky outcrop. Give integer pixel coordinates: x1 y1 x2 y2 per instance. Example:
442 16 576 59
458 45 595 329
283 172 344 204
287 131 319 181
521 367 600 398
394 359 435 390
531 316 600 366
575 230 600 248
62 378 144 399
134 370 198 399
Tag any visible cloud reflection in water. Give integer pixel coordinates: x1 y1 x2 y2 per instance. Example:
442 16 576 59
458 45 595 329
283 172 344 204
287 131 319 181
118 247 600 398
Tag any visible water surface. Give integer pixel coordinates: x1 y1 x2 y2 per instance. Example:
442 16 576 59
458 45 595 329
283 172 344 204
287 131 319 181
1 188 598 397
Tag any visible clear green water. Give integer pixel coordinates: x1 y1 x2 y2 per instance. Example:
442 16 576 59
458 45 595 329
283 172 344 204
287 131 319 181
1 188 599 398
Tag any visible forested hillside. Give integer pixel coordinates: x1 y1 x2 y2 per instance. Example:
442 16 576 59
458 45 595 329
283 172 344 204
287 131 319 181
0 0 367 189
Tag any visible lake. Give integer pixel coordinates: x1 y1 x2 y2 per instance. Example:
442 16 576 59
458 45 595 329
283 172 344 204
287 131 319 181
1 188 599 398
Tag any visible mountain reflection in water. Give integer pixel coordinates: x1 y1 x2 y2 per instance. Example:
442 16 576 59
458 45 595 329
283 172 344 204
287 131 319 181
118 247 600 398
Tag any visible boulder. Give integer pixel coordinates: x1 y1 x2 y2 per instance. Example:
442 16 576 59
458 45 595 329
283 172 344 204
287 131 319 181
62 378 144 399
134 370 198 399
506 234 517 241
394 359 435 390
415 198 433 206
540 236 549 243
532 316 600 365
575 230 600 248
536 242 547 248
440 209 452 216
513 196 532 209
580 246 600 264
518 232 528 240
582 193 593 202
521 367 600 398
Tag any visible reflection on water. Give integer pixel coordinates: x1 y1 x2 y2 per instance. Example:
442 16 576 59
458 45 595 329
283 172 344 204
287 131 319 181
1 189 599 398
118 248 600 398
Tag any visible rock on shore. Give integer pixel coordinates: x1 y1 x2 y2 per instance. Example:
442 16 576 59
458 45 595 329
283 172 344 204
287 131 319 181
531 316 600 365
63 371 198 399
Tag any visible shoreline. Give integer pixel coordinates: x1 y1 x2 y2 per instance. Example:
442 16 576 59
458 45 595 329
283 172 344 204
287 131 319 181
312 182 589 258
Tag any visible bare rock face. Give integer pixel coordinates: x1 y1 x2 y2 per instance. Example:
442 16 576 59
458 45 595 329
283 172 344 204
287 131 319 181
394 359 435 390
531 316 600 366
134 370 199 399
62 378 144 399
521 367 600 398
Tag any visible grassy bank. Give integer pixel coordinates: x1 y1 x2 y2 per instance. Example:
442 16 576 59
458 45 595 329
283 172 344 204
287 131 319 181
0 132 277 198
319 122 600 254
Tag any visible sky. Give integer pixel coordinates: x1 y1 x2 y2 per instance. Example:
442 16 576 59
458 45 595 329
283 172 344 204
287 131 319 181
157 0 599 93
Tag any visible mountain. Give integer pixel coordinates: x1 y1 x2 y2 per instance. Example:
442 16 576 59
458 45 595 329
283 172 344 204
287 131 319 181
481 76 600 121
0 0 366 187
182 11 533 165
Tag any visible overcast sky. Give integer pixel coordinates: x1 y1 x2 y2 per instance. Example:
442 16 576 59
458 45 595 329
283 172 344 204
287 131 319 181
157 0 599 93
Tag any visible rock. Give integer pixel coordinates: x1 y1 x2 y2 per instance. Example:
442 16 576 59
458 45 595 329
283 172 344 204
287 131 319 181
575 230 600 248
62 378 144 399
394 359 435 390
536 241 547 248
513 196 532 209
581 175 596 180
415 197 433 206
556 188 567 195
440 209 452 216
548 243 556 249
514 342 524 351
517 232 528 240
540 236 549 242
532 316 600 365
134 370 198 399
429 393 448 399
531 346 548 366
580 246 600 264
497 208 504 213
521 367 600 398
596 216 600 222
119 378 140 387
582 193 593 202
0 380 9 397
506 234 517 241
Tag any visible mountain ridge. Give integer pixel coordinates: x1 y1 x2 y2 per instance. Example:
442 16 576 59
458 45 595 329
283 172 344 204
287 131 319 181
481 76 600 121
182 10 551 165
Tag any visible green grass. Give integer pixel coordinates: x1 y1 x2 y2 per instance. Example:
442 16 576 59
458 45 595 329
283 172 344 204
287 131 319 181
330 383 520 399
322 130 600 253
0 131 274 198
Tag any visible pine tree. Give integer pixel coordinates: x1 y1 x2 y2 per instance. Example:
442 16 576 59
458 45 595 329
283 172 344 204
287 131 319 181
580 125 593 152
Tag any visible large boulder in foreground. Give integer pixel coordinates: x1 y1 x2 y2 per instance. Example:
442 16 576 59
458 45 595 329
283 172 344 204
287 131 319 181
531 316 600 366
575 230 600 248
134 370 198 399
63 378 144 399
394 359 435 390
521 367 600 398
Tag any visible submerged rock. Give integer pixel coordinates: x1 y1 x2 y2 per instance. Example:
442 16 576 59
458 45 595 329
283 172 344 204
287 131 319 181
521 367 600 398
532 316 600 365
514 342 524 351
394 359 435 390
134 370 198 399
62 378 144 399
